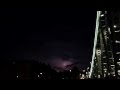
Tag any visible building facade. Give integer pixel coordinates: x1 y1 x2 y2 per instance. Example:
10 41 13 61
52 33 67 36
89 11 120 79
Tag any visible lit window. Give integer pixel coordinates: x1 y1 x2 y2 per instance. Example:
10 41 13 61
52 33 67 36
117 62 120 64
116 40 120 43
102 50 105 52
111 65 115 67
109 57 114 59
115 30 120 32
103 63 107 65
103 56 106 58
101 14 104 17
98 75 100 78
116 52 120 54
118 71 120 76
40 73 42 75
119 58 120 60
108 73 110 75
113 25 117 28
118 70 120 73
97 50 101 55
38 75 39 77
108 27 111 34
104 74 106 77
80 74 85 79
87 67 89 70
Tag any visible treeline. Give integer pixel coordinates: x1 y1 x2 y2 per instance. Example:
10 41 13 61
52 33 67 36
0 60 82 80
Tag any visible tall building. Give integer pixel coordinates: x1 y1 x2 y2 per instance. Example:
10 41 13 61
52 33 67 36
89 10 120 79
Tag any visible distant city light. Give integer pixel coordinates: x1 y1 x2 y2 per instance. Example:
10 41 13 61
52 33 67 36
16 76 18 78
40 73 42 75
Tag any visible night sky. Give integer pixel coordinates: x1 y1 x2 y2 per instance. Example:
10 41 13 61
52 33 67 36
0 8 96 71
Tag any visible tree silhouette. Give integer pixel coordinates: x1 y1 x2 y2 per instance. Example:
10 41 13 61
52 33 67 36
71 66 79 79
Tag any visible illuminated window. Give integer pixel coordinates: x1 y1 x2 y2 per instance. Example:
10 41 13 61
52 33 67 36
80 74 85 79
118 70 120 75
40 73 42 75
38 75 39 77
101 14 104 17
116 52 120 54
108 73 110 75
98 75 100 78
115 30 120 32
104 74 106 77
103 56 106 58
111 65 115 67
108 27 111 34
113 25 117 28
118 70 120 73
115 40 120 43
104 70 107 73
97 50 101 55
117 62 120 64
103 63 107 65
